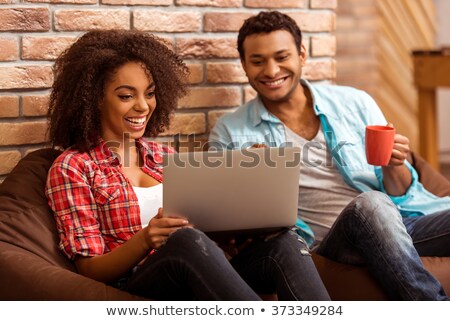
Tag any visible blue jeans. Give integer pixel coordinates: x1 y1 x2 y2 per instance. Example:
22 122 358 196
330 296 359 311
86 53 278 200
403 209 450 257
124 228 330 300
315 191 448 300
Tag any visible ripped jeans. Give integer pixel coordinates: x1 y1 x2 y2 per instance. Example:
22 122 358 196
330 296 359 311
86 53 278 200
124 228 330 300
315 191 449 300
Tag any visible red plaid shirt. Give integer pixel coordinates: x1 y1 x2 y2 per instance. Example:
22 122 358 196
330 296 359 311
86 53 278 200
45 138 174 260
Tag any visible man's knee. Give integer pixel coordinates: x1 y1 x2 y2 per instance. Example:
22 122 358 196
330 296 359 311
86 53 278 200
344 191 401 224
354 190 391 207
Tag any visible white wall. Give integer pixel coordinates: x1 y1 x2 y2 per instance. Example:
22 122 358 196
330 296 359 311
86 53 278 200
433 0 450 163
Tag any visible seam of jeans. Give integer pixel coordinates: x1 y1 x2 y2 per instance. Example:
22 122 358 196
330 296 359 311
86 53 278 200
267 255 301 300
244 255 299 301
411 230 450 244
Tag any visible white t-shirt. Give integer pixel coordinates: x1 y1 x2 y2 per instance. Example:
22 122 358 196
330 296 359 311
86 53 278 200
285 125 360 242
132 184 163 227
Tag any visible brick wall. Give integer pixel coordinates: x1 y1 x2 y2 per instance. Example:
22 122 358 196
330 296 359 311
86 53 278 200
0 0 337 180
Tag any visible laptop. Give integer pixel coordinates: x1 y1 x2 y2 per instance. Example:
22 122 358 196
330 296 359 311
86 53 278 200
163 147 301 235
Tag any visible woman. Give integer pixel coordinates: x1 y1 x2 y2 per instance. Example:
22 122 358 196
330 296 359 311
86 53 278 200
45 30 330 300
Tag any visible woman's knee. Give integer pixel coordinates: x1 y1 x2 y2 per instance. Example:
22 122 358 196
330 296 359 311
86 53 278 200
262 229 310 257
168 228 205 246
166 228 220 257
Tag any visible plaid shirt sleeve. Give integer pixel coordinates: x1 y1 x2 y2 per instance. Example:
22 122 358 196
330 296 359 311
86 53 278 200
45 152 105 260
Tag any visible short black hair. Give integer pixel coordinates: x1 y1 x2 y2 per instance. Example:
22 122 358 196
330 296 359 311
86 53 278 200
237 11 302 60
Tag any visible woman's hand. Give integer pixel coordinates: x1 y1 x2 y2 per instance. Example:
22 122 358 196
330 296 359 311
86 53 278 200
141 208 190 250
75 208 189 283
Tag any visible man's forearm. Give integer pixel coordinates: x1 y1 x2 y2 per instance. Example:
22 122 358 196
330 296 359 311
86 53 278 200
382 165 413 196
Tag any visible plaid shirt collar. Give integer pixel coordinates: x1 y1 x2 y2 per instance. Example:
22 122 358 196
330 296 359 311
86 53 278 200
88 137 167 166
86 137 171 183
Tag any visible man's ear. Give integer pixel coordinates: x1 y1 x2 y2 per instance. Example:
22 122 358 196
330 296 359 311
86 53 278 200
241 58 246 70
240 58 247 74
299 44 307 66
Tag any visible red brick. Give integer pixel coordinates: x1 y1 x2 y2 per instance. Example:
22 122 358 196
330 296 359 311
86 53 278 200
0 96 19 118
162 113 206 136
337 16 378 32
244 85 256 103
154 36 175 51
302 59 336 81
311 35 336 57
289 11 336 32
0 8 50 32
0 121 48 145
179 87 241 108
310 0 337 9
26 0 96 3
22 36 76 60
206 62 247 83
177 38 238 59
0 151 21 175
336 30 376 49
175 0 241 7
54 9 130 31
22 95 50 117
186 63 204 84
245 0 307 8
102 0 171 4
337 0 374 12
134 11 201 32
0 66 53 90
204 12 252 32
0 37 18 61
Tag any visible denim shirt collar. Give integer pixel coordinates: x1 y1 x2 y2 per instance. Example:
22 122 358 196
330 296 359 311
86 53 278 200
249 79 339 127
250 96 281 127
306 79 339 120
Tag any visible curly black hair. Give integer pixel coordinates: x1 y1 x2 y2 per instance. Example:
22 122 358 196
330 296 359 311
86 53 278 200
237 11 303 61
48 30 189 151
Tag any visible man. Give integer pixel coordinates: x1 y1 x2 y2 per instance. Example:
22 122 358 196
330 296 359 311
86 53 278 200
209 10 450 300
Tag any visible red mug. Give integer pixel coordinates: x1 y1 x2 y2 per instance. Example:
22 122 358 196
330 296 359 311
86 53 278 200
365 125 395 166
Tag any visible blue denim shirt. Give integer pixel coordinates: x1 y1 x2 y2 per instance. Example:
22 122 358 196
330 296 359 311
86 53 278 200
209 79 450 245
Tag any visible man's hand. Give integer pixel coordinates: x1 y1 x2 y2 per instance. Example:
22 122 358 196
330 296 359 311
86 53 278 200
386 123 410 167
217 237 253 260
251 143 268 149
382 123 412 196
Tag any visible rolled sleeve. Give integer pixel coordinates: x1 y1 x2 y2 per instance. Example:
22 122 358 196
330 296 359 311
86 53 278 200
46 154 105 260
374 162 421 211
